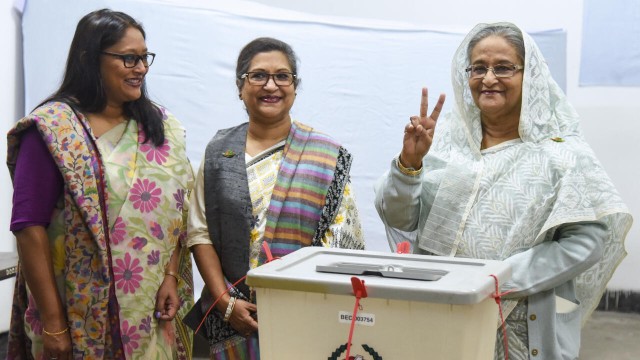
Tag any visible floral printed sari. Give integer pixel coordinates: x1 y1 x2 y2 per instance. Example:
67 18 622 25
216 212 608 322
6 102 194 359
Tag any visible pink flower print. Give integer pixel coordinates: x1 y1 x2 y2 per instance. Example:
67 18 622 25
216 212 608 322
130 178 162 213
147 250 160 265
114 253 144 294
137 127 147 143
150 222 164 240
159 107 168 120
130 236 148 250
140 139 171 165
173 189 185 212
111 217 127 245
121 320 141 356
25 295 42 335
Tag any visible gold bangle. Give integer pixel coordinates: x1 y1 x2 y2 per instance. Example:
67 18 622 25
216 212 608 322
396 156 423 176
165 270 180 282
43 327 69 336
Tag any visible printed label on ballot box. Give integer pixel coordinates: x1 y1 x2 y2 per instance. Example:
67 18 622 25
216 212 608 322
338 311 375 326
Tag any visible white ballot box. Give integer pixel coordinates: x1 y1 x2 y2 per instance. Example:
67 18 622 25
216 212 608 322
246 247 512 360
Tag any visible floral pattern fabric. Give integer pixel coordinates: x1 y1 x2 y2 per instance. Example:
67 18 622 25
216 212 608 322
6 102 194 359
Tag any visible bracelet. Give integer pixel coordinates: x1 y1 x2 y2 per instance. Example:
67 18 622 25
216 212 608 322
164 269 180 282
43 327 69 336
396 155 423 176
223 297 237 322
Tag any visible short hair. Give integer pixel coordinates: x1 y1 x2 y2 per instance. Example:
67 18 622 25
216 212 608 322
467 24 525 64
41 8 164 146
235 37 300 93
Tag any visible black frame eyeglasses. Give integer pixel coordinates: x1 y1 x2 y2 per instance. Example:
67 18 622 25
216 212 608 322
240 72 296 86
101 51 156 68
465 64 524 79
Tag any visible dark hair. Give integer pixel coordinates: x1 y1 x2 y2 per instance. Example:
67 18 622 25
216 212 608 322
467 24 525 64
235 37 300 93
40 8 164 146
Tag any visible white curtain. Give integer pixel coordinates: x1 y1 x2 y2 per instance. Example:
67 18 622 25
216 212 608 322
580 0 640 86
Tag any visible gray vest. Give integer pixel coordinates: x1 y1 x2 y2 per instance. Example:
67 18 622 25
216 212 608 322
203 123 253 296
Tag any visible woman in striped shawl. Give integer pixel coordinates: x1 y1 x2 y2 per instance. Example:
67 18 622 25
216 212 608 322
186 37 365 359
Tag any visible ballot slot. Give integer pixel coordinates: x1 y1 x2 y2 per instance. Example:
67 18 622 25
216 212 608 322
316 262 448 281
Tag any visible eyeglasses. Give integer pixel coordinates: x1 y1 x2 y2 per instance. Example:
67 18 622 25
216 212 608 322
465 64 524 79
240 72 296 86
101 51 156 68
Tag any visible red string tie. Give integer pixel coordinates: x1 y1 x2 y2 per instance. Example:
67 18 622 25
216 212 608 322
345 277 368 360
490 274 513 360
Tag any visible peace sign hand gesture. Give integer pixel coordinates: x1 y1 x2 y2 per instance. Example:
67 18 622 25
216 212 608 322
400 87 446 169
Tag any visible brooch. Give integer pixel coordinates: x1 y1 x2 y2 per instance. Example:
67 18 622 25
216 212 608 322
222 149 236 158
551 137 564 142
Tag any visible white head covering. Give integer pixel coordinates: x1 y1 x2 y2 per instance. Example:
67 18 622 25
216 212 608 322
417 22 632 320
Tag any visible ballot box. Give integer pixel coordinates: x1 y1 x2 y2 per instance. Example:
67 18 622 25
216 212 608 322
245 247 512 360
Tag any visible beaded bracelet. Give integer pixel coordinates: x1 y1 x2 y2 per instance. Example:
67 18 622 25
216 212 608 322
43 327 69 336
223 297 237 322
396 155 423 176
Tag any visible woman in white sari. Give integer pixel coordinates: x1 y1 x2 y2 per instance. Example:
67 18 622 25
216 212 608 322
375 22 632 360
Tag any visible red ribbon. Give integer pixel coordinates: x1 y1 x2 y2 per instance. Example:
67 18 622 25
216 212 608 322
345 277 368 360
490 274 513 360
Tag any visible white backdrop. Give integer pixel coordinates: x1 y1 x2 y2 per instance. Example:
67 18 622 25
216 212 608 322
580 0 640 86
19 0 568 296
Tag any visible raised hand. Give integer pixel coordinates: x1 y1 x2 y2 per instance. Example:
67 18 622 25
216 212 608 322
400 87 445 169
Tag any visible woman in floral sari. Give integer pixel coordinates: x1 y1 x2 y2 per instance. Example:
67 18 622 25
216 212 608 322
7 9 193 359
186 37 365 359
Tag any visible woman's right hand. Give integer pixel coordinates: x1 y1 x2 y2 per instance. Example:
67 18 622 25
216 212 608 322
228 299 258 337
191 245 259 337
400 87 446 169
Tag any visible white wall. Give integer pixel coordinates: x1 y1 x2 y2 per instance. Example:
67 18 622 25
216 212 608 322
0 2 637 337
0 0 21 331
